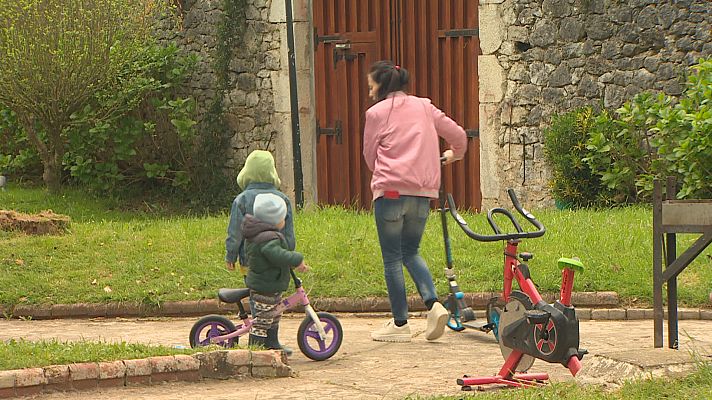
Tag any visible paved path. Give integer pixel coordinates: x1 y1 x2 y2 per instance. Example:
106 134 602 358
2 315 712 399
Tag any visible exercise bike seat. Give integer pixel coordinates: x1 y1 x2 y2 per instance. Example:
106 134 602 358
218 288 250 304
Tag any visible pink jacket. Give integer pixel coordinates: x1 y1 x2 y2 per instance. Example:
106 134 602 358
363 92 467 200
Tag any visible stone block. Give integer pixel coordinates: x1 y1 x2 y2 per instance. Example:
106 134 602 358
123 359 152 378
608 309 626 320
626 309 647 320
173 355 200 372
14 304 51 319
98 360 126 380
479 56 505 103
68 363 99 381
15 368 46 387
250 351 281 368
576 308 592 320
197 299 221 314
700 310 712 320
678 308 700 320
195 351 231 379
591 309 609 320
84 303 108 318
0 370 15 389
43 365 70 385
148 356 178 374
161 301 200 316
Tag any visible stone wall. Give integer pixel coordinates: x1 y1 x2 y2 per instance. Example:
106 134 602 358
479 0 711 208
156 0 316 204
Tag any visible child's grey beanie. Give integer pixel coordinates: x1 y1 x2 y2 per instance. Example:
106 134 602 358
253 193 287 226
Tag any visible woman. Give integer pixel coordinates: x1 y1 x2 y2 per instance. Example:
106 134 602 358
363 60 467 342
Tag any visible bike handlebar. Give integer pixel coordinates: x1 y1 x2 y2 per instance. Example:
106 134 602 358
446 189 546 242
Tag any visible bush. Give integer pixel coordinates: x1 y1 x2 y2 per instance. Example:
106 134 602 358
646 58 712 199
544 58 712 206
0 107 42 180
584 95 655 204
64 43 199 194
542 107 606 208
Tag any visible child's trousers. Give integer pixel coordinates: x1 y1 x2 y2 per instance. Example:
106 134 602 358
249 290 282 337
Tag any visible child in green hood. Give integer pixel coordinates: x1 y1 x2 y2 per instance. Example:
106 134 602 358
225 150 296 274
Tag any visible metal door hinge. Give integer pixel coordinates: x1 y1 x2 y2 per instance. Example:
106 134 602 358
314 29 343 48
445 28 479 38
316 120 343 144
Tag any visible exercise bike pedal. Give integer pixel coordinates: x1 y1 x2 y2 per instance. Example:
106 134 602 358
525 309 550 325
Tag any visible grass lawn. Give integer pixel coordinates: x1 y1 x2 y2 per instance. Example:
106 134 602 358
1 185 711 308
410 362 712 399
0 339 203 370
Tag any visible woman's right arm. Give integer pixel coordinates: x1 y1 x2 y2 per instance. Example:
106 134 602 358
430 104 467 160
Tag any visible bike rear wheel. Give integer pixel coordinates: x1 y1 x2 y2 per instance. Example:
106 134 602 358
189 315 238 349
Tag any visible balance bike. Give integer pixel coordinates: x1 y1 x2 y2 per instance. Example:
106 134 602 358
446 189 587 389
189 269 343 361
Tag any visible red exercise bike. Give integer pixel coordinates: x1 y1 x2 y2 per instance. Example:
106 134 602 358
446 189 587 390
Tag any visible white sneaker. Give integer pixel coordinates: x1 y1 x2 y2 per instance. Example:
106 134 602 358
371 319 411 342
425 302 448 341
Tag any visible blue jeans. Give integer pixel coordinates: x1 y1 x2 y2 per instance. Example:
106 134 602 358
374 195 438 322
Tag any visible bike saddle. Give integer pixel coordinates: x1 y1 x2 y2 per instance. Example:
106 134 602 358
218 288 250 303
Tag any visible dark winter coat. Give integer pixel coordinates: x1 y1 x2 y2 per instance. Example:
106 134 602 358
242 214 303 293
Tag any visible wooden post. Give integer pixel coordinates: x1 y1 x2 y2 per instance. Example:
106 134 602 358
665 177 678 349
652 179 664 348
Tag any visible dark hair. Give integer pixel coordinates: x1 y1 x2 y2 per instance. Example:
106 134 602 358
369 60 409 102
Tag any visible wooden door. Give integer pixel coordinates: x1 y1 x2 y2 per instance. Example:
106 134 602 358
313 0 481 210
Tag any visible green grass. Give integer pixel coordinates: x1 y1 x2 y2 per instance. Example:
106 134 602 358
0 339 203 370
1 185 711 308
407 362 712 399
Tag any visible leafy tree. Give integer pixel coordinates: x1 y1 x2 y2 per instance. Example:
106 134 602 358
0 0 173 192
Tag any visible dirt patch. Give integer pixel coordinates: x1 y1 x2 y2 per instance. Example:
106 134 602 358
0 210 71 235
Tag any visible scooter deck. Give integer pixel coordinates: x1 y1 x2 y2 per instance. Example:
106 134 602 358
461 321 495 332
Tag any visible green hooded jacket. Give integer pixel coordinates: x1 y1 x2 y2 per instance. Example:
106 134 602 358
242 214 303 293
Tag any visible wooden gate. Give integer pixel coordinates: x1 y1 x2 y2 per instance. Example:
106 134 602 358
313 0 481 210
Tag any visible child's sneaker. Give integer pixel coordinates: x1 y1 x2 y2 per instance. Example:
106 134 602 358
425 302 448 341
371 319 411 342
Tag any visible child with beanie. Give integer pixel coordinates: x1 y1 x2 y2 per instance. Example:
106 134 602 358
242 193 309 352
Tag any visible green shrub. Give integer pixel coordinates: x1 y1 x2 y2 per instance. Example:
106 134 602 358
545 58 712 206
64 43 199 194
0 107 42 180
542 107 606 208
647 58 712 199
584 95 655 204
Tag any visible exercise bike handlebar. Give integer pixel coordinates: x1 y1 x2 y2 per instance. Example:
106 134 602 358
446 189 546 242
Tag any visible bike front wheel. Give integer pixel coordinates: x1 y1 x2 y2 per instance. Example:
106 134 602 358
297 312 343 361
